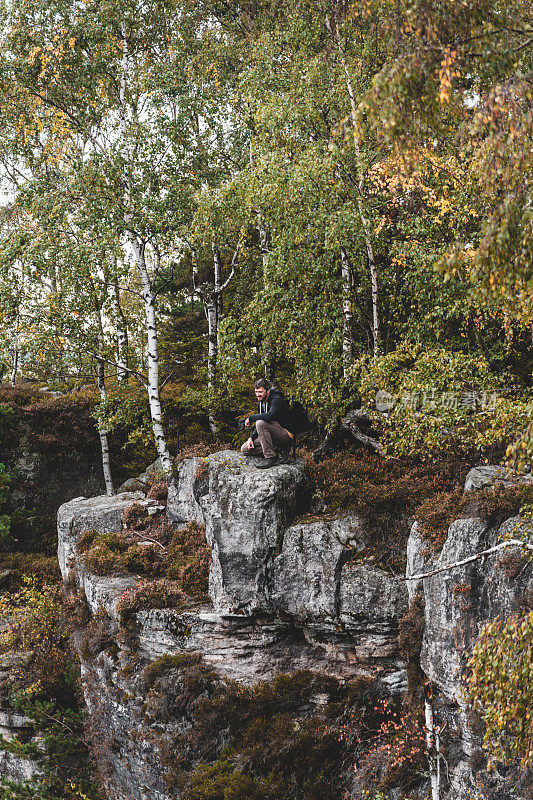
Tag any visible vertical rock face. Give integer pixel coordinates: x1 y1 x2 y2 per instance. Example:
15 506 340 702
419 517 493 699
406 507 533 800
44 455 532 800
169 451 309 613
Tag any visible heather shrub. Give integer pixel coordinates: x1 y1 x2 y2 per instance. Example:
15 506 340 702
154 661 392 800
415 483 533 552
123 502 148 529
147 479 168 501
79 520 211 606
0 553 61 588
304 447 472 569
116 579 191 625
398 594 426 695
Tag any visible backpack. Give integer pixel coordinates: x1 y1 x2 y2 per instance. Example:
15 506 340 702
289 400 310 434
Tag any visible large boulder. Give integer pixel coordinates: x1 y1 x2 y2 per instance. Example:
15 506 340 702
57 492 144 580
339 562 408 634
199 451 307 614
271 516 365 620
166 456 206 528
463 465 532 492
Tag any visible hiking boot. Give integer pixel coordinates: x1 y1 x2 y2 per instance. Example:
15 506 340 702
278 447 290 464
255 456 279 469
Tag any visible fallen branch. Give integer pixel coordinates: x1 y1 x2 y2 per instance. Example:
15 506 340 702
312 411 400 461
135 538 166 551
405 539 533 581
130 531 167 551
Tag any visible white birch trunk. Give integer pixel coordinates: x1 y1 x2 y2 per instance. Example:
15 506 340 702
206 297 218 434
108 273 129 382
209 245 221 394
130 239 172 473
329 15 380 355
424 682 440 800
259 226 274 379
194 246 237 434
120 22 172 473
10 314 19 386
340 247 353 377
91 286 115 495
96 356 115 496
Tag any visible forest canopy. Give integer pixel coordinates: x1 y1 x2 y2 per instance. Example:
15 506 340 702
0 0 531 471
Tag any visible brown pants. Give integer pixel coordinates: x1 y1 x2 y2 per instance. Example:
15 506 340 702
241 420 293 459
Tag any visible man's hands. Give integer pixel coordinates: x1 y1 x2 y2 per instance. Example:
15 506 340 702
247 436 254 450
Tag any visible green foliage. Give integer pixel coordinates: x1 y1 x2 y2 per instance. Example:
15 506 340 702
0 553 60 590
0 461 14 543
0 402 15 444
0 577 101 799
466 611 533 769
356 341 529 459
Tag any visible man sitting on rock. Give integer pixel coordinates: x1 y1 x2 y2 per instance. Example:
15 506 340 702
241 378 294 469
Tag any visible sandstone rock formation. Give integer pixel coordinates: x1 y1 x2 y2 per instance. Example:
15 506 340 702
55 456 530 800
406 475 532 799
3 456 529 799
52 451 412 799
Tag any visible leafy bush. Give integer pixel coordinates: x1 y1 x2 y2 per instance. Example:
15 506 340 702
0 553 60 590
0 461 14 544
0 577 102 799
355 342 529 460
466 610 533 769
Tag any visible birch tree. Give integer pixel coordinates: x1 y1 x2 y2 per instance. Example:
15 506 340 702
0 0 227 472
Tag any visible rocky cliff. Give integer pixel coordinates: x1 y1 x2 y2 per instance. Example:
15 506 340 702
2 453 530 799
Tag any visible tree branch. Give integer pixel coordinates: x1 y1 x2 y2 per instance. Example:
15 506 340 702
404 539 533 581
86 350 147 386
217 243 240 294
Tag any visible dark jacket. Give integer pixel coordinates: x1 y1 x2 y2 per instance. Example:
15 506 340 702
249 388 294 440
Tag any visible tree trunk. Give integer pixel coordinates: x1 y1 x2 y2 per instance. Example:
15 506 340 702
130 238 172 473
96 356 115 496
206 286 218 434
209 245 222 393
259 226 274 379
120 21 171 473
109 271 129 383
91 284 114 496
328 14 380 355
424 681 440 800
10 313 19 386
340 247 353 377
